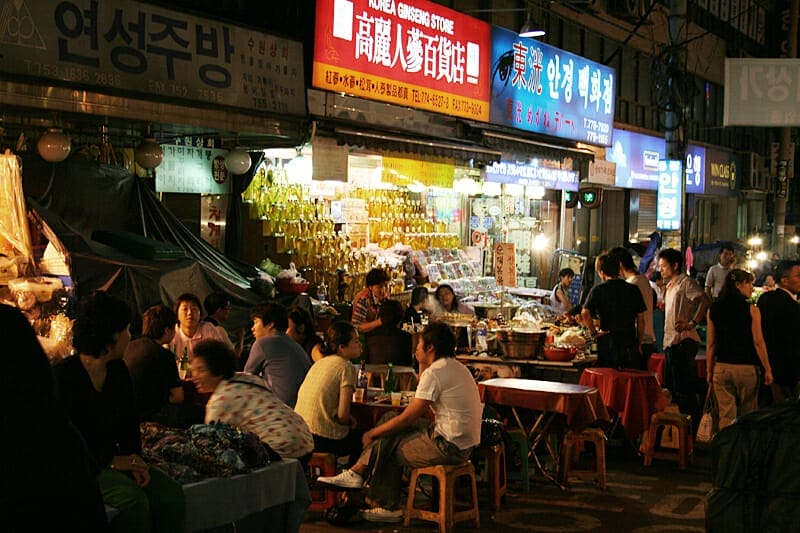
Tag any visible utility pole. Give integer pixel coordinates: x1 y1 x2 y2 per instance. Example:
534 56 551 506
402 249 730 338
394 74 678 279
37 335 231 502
773 0 799 258
665 0 688 250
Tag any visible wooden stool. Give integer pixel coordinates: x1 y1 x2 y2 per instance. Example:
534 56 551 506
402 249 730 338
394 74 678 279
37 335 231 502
404 462 480 533
307 452 338 512
643 412 693 470
474 441 508 510
560 427 607 489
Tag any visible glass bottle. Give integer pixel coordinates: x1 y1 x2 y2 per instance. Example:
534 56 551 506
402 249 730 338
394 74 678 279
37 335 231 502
384 362 396 393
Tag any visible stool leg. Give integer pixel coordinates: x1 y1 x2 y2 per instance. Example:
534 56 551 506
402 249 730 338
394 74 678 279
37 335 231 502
643 424 658 466
678 424 688 470
595 438 607 490
559 432 574 485
404 470 420 527
470 468 481 528
441 471 450 533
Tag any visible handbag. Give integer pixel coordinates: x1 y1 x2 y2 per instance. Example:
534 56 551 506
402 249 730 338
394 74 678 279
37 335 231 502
696 387 717 443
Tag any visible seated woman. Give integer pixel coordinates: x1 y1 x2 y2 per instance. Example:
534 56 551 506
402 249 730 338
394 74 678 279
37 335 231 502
171 292 226 365
124 304 204 428
403 286 430 326
2 304 108 531
434 284 474 316
190 339 314 465
318 322 483 523
363 300 413 366
294 322 363 465
286 305 322 362
53 291 185 533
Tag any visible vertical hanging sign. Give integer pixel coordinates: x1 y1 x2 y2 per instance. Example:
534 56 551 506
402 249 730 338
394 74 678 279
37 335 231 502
493 242 517 287
657 160 683 231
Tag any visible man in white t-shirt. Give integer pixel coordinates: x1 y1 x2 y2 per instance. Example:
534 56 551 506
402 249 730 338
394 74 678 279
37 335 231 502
318 322 482 523
705 243 736 298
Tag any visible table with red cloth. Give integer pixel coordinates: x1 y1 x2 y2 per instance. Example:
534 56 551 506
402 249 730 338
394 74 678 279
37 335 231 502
478 378 611 484
579 368 667 441
648 353 707 385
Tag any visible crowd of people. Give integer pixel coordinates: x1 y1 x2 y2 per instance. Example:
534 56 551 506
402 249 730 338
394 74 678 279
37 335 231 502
7 265 484 529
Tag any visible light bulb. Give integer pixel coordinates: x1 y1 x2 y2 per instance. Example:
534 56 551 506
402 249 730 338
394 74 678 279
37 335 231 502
225 147 252 175
134 138 164 169
37 129 71 162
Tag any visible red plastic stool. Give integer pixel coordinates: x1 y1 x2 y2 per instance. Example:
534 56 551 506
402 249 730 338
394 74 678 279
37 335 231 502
307 452 339 512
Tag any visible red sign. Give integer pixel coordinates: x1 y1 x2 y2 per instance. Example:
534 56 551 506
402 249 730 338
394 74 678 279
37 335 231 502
493 243 517 288
313 0 491 121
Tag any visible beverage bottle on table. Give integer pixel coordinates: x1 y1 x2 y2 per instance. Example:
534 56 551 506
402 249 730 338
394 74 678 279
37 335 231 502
475 320 488 352
354 359 368 402
384 362 396 393
179 347 189 379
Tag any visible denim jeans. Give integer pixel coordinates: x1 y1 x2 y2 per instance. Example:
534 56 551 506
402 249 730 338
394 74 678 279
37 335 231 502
712 362 759 430
665 339 700 427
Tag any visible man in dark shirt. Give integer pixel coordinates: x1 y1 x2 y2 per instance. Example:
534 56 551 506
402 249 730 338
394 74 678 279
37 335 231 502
757 260 800 403
582 253 647 369
124 304 202 428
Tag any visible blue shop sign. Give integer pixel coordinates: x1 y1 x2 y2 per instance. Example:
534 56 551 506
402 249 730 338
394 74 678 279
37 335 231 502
657 160 683 230
609 128 705 193
484 160 579 190
489 26 615 146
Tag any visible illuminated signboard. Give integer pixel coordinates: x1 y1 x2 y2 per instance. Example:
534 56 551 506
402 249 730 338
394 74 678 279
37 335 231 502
705 149 741 196
609 129 704 193
489 26 616 146
484 160 579 190
0 0 305 114
657 159 683 230
313 0 491 121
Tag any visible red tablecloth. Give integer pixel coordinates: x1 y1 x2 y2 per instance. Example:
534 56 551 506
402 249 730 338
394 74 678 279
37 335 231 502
648 353 707 385
478 378 610 431
350 400 407 429
579 368 666 440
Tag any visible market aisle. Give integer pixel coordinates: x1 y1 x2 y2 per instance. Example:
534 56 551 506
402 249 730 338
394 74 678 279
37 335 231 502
300 445 710 532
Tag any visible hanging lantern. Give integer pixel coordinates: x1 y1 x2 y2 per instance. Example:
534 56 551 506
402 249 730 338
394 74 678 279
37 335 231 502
37 129 71 163
224 147 252 175
134 137 164 169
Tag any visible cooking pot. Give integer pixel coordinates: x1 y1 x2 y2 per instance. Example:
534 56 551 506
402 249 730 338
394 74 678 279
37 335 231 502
471 303 520 322
495 328 545 359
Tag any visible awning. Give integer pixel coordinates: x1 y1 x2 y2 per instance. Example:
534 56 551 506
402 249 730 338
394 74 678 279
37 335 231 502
335 128 502 164
481 130 596 164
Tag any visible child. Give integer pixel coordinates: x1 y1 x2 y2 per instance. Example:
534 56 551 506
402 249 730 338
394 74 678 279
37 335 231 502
551 267 575 315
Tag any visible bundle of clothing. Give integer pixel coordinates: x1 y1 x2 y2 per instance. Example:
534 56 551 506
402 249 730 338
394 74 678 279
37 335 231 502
140 421 278 483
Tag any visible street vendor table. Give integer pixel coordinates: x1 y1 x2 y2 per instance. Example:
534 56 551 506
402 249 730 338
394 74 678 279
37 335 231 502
478 378 610 484
648 353 707 385
579 368 667 441
458 354 597 384
184 459 310 532
351 396 433 428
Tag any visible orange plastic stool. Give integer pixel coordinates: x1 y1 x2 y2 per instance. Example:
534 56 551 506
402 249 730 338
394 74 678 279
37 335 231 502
474 441 508 510
560 427 607 489
404 462 480 533
643 412 693 470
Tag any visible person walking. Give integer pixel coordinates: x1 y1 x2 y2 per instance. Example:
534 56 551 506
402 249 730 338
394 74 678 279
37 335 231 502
706 269 773 430
658 248 711 426
705 243 736 299
757 260 800 403
610 247 657 370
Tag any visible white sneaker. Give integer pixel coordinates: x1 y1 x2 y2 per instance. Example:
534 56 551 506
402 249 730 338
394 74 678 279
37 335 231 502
360 507 404 523
316 468 364 489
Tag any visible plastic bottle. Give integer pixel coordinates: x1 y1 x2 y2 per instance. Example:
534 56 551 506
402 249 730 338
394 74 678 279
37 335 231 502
384 362 396 393
317 282 328 303
475 320 488 352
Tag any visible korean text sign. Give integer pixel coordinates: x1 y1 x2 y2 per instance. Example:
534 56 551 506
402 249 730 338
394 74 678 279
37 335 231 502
724 58 800 126
657 160 683 231
489 26 616 146
484 160 579 190
608 129 704 193
313 0 491 121
0 0 305 114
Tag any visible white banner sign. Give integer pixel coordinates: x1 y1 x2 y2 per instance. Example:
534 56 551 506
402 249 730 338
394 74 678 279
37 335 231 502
724 58 800 126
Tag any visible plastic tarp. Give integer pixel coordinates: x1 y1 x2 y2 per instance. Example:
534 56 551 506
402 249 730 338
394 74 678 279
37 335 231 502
0 152 33 274
21 155 266 323
707 399 800 532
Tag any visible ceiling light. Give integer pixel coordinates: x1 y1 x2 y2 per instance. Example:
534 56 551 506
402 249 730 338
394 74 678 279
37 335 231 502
225 147 252 175
134 137 164 169
519 10 546 38
37 128 71 162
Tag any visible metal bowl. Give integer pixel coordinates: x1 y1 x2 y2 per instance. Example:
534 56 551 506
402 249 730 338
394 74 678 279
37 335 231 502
495 328 545 359
472 303 520 322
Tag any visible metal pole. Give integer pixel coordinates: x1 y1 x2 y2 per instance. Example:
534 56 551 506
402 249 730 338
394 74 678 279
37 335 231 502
774 0 800 258
665 0 688 250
